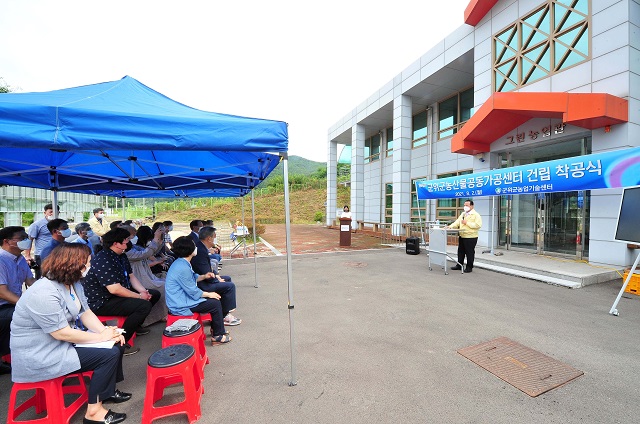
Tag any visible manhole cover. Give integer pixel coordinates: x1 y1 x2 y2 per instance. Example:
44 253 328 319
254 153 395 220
344 262 368 268
457 337 583 397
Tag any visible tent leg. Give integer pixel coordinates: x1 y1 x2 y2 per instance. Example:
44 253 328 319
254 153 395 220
122 198 126 220
282 155 297 386
51 191 59 219
251 189 259 288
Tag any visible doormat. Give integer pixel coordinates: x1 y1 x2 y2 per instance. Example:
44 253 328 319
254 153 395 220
457 337 583 397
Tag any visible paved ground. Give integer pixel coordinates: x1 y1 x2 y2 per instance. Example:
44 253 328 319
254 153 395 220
2 226 639 423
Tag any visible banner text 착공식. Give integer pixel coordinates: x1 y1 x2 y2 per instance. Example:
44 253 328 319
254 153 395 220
415 147 640 200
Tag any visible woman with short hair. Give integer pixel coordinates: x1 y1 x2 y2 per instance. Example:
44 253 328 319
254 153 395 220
11 243 129 424
165 236 231 345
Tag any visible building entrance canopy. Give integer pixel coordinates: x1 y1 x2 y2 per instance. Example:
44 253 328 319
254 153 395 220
416 147 640 200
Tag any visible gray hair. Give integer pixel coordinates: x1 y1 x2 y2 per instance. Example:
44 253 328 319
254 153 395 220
75 222 91 233
198 226 216 241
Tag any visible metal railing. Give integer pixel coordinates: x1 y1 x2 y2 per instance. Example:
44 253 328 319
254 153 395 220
355 220 439 247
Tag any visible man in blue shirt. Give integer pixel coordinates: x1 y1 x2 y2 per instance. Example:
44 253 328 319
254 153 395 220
24 203 58 278
0 226 36 374
71 222 95 257
39 218 71 263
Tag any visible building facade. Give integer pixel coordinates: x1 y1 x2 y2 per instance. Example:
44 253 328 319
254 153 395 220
327 0 639 267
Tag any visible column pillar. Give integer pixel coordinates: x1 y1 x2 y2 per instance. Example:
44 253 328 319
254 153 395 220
326 140 338 226
392 94 412 234
351 125 365 229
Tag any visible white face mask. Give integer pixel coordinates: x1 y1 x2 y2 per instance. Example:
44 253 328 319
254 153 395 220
46 215 54 221
130 236 138 245
463 206 471 213
191 246 198 257
169 226 173 231
17 239 32 250
81 266 91 278
60 228 72 238
86 230 94 238
97 213 105 219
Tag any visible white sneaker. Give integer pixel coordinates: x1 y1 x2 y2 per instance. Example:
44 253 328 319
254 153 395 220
224 313 242 326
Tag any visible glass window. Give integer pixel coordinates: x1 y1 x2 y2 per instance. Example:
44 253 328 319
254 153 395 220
412 111 428 148
437 88 474 140
411 178 427 222
364 134 381 163
493 0 590 92
386 127 393 157
435 170 472 222
385 183 393 223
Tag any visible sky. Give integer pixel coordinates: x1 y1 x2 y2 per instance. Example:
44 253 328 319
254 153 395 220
0 0 470 163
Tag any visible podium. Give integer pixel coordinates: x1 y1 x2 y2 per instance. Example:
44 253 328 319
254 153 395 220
428 226 463 274
339 218 352 246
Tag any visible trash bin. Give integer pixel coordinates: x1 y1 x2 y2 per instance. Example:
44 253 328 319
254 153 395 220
339 217 352 246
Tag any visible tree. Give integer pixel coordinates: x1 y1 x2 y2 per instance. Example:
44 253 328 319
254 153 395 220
0 77 12 93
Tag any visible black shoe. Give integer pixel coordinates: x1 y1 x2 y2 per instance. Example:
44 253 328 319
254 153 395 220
83 409 126 424
451 265 462 270
464 268 473 273
0 361 11 375
123 344 139 356
103 389 132 404
135 326 150 336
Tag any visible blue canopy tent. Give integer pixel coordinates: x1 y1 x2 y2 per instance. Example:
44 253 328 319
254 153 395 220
0 76 299 384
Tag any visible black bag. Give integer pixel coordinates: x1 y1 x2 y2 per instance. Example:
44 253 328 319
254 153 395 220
406 237 420 255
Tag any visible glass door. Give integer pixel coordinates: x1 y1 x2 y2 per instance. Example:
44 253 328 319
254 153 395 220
542 190 589 258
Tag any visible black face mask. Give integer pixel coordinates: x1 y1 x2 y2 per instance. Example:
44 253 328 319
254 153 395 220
125 241 133 252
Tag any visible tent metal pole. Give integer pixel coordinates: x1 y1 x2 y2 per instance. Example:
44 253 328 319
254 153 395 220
251 189 259 288
51 191 59 219
122 198 126 220
282 154 297 386
241 197 247 258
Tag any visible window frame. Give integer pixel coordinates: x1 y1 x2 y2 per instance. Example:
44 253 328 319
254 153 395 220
412 110 429 148
435 170 473 222
437 87 474 140
492 0 591 92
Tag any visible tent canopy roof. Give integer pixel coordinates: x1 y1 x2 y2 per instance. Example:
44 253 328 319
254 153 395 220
0 76 288 198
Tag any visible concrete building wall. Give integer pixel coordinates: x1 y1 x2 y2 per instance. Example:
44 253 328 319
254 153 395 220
327 0 638 266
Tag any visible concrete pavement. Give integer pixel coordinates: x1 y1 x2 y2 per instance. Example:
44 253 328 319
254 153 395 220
1 248 638 423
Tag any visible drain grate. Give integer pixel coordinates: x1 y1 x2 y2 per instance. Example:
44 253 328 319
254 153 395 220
457 337 583 397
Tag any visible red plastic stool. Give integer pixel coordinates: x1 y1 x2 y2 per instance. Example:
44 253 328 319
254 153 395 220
141 344 202 424
2 353 11 363
7 372 88 424
166 312 210 327
162 322 209 379
96 315 136 347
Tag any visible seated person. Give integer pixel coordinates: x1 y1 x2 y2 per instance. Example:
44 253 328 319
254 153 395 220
162 220 174 250
0 226 36 375
72 222 96 257
165 236 231 345
203 221 222 264
123 225 168 327
192 226 241 326
82 228 161 356
11 243 129 424
39 218 71 263
189 220 204 244
149 222 174 275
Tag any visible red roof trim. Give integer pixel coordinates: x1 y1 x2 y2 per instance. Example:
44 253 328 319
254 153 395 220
451 92 629 155
464 0 499 26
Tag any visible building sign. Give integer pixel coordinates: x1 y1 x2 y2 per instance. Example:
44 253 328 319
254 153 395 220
416 147 640 200
492 118 584 151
